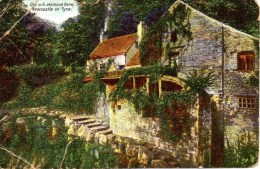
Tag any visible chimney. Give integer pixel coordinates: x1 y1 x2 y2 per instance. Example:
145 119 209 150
137 21 147 44
100 29 108 43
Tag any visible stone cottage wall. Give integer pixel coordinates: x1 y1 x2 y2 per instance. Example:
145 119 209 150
109 98 201 167
96 93 110 125
166 2 259 148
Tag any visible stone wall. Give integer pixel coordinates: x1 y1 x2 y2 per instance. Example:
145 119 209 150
96 93 110 125
166 1 259 150
108 97 201 167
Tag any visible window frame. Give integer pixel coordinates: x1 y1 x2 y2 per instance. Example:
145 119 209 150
99 63 106 71
237 51 255 71
237 96 256 110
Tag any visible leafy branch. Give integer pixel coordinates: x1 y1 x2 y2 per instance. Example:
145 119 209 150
0 145 36 168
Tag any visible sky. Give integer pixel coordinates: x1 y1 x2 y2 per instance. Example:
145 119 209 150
23 0 80 25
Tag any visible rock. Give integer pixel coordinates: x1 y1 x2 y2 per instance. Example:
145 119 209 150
128 158 139 168
151 159 168 168
169 161 180 168
16 117 26 124
99 134 108 144
0 115 9 123
137 147 152 166
126 145 139 158
118 153 128 168
59 114 66 118
77 125 88 138
153 149 173 161
153 137 161 147
67 124 77 135
118 142 126 153
85 131 95 142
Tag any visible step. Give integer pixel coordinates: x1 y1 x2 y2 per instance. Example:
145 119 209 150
98 129 113 135
72 117 91 121
90 125 109 132
85 122 102 128
77 119 96 124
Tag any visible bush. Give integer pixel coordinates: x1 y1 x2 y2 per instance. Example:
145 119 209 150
0 67 20 104
0 114 118 168
3 65 104 114
224 139 258 167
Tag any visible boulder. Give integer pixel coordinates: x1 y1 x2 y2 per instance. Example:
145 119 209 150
85 130 95 142
0 115 9 123
151 159 168 168
16 117 26 124
137 147 152 166
99 134 108 144
128 158 139 168
126 145 139 158
153 148 173 162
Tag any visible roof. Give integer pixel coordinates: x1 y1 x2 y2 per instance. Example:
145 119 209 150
171 0 259 41
89 33 137 60
126 50 141 67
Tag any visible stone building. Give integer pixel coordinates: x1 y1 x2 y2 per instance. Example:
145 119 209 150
164 0 259 158
85 0 259 167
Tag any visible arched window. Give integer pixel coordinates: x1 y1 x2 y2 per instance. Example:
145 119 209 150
237 51 254 71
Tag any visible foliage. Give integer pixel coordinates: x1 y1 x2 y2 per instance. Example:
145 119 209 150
224 137 258 167
139 3 192 65
183 0 259 37
107 0 258 38
0 1 56 67
57 1 106 67
0 67 20 104
0 113 118 168
9 64 66 88
107 11 138 37
32 29 61 65
3 64 105 114
248 71 259 88
106 0 175 38
182 70 215 94
109 65 199 142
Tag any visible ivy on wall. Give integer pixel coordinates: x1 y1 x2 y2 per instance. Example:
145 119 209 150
109 65 215 142
139 3 192 66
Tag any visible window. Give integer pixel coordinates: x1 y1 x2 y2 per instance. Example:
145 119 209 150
135 41 139 48
118 65 125 70
170 31 177 42
238 97 255 109
117 105 121 110
100 63 106 71
237 52 254 71
168 52 179 68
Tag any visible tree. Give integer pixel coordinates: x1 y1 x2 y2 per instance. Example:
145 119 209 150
106 0 176 37
57 1 106 67
183 0 259 36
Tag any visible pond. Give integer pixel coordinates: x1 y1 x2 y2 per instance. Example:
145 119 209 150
0 113 118 168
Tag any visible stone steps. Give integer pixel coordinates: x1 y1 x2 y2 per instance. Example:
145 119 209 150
98 129 113 135
90 125 109 132
77 119 96 124
72 117 91 122
85 122 102 128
